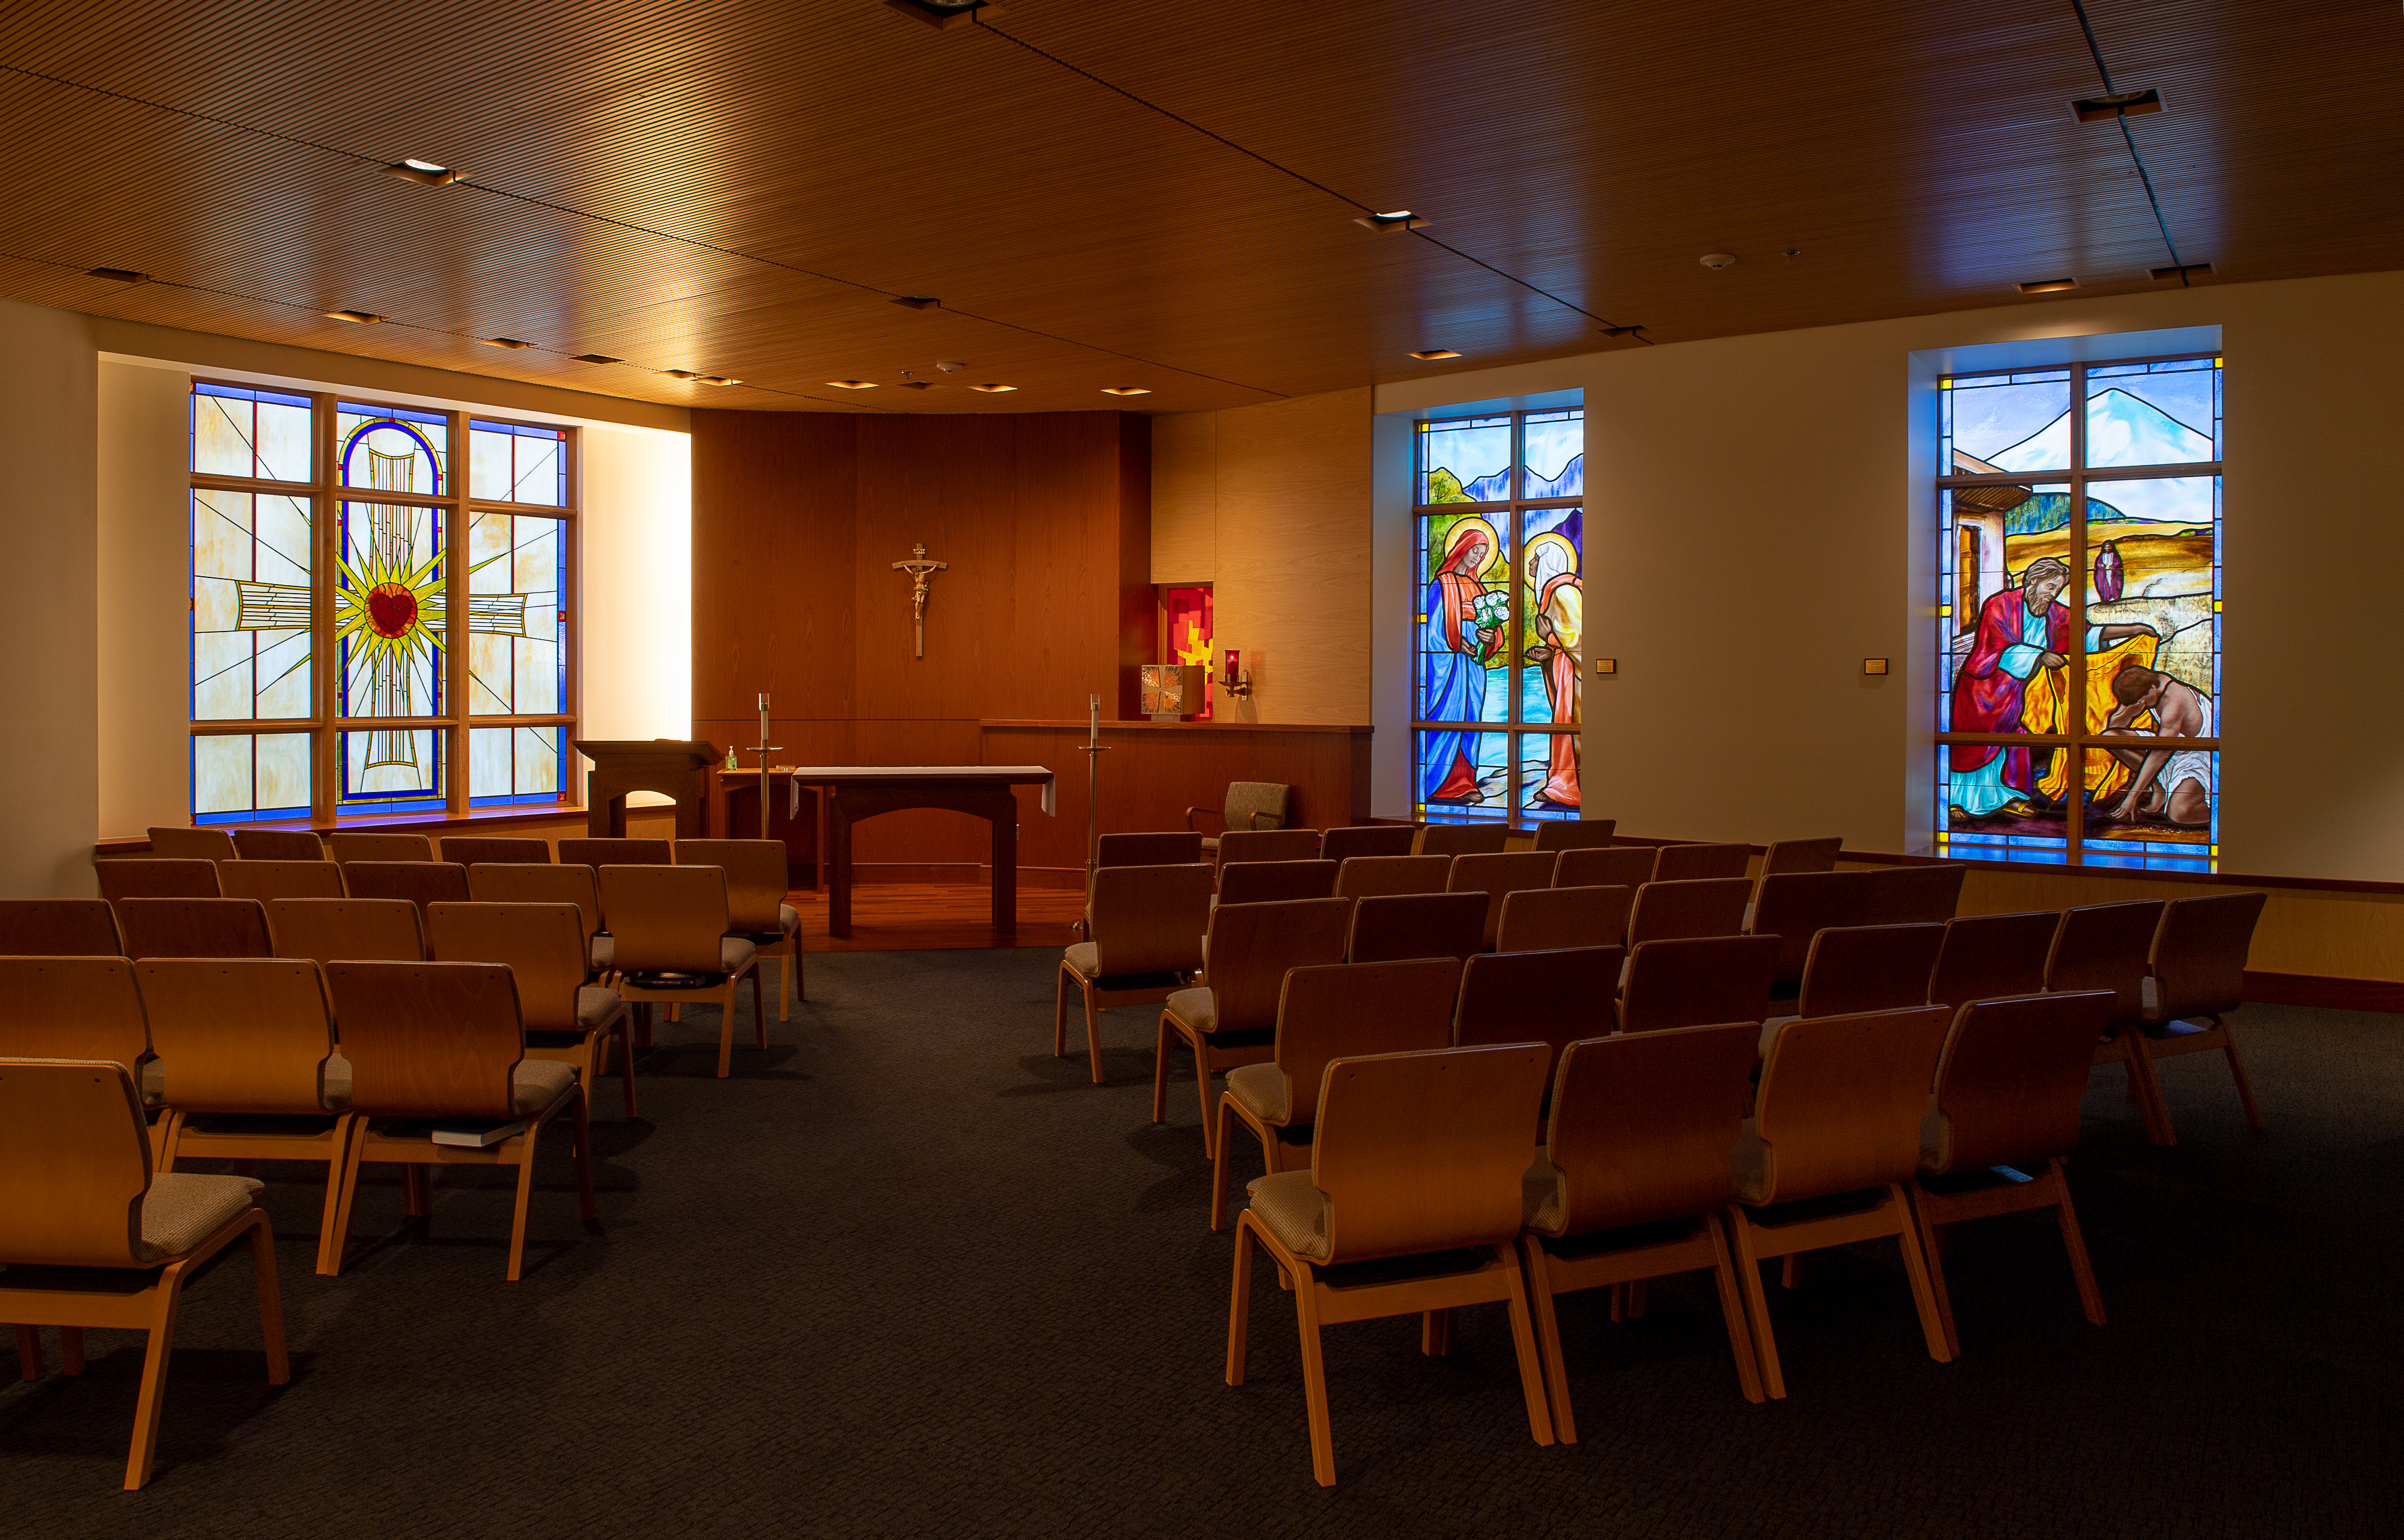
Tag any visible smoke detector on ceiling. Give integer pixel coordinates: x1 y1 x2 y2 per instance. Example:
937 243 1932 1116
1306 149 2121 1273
1699 252 1737 270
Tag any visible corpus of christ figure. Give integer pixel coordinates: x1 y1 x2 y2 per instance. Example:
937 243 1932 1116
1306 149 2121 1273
891 543 947 660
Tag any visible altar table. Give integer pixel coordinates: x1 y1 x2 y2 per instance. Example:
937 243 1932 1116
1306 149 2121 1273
781 765 1057 937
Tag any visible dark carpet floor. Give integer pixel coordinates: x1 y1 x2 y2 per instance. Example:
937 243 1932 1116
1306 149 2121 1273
5 948 2401 1538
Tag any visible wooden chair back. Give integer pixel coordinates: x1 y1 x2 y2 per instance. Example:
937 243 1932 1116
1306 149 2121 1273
1197 898 1354 1034
427 901 591 1032
1926 991 2115 1173
1345 892 1486 964
2149 892 2268 1022
1652 842 1751 881
0 898 123 957
469 862 602 943
325 831 435 865
2043 900 2165 1030
1760 837 1843 875
1216 859 1338 906
600 863 733 974
560 836 673 868
147 827 238 862
1334 854 1452 899
1217 827 1322 867
323 961 526 1118
266 897 426 965
1084 863 1214 978
97 858 221 902
1317 825 1418 863
1749 869 1882 988
1417 823 1509 858
1620 934 1780 1034
135 958 335 1113
1495 884 1634 954
116 898 273 960
1927 910 2059 1007
0 1058 154 1267
1544 1023 1759 1232
1453 948 1620 1079
1750 1005 1953 1202
1219 781 1292 832
1096 831 1206 867
1311 1043 1552 1264
675 839 792 934
0 958 150 1070
1533 819 1617 853
1554 845 1657 889
341 860 473 914
1864 863 1968 924
1626 877 1752 945
439 836 553 867
1793 923 1948 1018
1447 850 1564 949
1272 958 1462 1127
232 827 326 860
216 859 345 901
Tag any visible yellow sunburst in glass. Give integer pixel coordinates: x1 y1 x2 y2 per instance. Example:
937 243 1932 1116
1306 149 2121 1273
335 540 446 679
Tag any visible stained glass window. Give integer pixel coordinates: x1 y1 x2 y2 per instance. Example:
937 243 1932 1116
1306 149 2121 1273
1936 355 2221 872
1414 408 1584 827
1162 584 1213 719
469 421 567 506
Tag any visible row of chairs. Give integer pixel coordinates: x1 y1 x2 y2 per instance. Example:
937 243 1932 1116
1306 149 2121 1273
1109 822 1844 879
140 824 682 869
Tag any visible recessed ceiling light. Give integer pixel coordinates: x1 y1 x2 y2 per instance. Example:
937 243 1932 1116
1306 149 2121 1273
87 266 150 284
570 353 621 364
2150 261 2213 282
890 296 942 311
660 368 701 380
885 0 1001 30
828 380 879 389
968 383 1017 393
384 159 462 186
1699 252 1737 270
325 309 385 323
480 336 534 349
1408 349 1461 361
2072 88 2163 123
896 380 933 390
1601 324 1646 338
1100 386 1151 396
1354 210 1429 233
2016 277 2078 294
700 376 741 386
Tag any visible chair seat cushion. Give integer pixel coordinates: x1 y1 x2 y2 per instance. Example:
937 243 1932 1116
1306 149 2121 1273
1245 1169 1332 1262
576 985 624 1030
1063 942 1102 980
1224 1062 1293 1125
138 1172 263 1261
779 903 801 936
590 933 614 973
512 1058 580 1113
1522 1153 1567 1234
721 937 758 972
1200 836 1222 853
1164 987 1215 1034
1731 1117 1773 1205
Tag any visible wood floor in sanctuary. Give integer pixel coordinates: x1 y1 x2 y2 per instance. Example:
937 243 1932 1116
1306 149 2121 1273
784 881 1081 952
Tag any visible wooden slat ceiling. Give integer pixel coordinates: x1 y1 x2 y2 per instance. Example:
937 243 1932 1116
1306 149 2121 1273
1 0 2396 415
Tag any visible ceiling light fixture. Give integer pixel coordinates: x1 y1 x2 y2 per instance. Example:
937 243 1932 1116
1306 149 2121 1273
570 353 621 365
1699 252 1737 270
890 296 941 311
885 0 1002 29
2015 277 2079 294
897 380 933 390
1354 210 1429 234
1601 324 1646 338
324 309 385 323
660 368 701 380
2072 88 2163 124
1408 349 1461 361
700 376 741 386
1100 387 1151 396
480 336 534 349
968 383 1017 393
87 266 150 284
384 159 462 186
2150 261 2213 282
828 380 879 389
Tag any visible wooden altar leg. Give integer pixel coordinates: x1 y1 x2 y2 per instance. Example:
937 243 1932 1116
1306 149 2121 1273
988 790 1017 936
828 797 855 939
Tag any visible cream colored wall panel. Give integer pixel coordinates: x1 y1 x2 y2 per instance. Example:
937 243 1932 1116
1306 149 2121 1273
1149 410 1217 585
98 360 197 841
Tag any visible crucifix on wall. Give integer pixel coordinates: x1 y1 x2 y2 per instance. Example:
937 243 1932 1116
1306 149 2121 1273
891 542 948 660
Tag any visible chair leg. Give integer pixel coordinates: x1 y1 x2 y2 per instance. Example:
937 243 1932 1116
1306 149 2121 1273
507 1131 541 1282
1209 1097 1236 1232
752 966 767 1049
1519 1237 1578 1441
618 1020 639 1120
1082 979 1106 1086
1054 966 1071 1058
1704 1215 1766 1404
1626 1279 1649 1318
1420 1307 1454 1357
246 1214 290 1386
1890 1184 1954 1364
716 984 737 1079
155 1110 185 1172
1905 1181 1962 1360
571 1089 598 1223
1293 1261 1337 1487
1496 1243 1555 1447
2216 1021 2267 1130
313 1115 356 1276
60 1327 84 1375
1225 1214 1255 1386
124 1264 188 1490
2121 1038 2177 1145
325 1127 370 1277
1724 1206 1786 1400
1194 1048 1219 1159
13 1324 39 1381
2046 1158 2108 1327
402 1164 432 1219
1150 1013 1174 1125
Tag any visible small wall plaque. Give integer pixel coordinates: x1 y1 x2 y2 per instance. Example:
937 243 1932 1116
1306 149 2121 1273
1594 659 1617 675
1863 659 1890 676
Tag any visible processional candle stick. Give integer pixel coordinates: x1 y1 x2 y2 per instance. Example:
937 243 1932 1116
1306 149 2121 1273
1082 692 1109 890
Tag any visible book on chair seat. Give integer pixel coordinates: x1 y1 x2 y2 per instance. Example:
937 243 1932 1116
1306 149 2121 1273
430 1119 525 1148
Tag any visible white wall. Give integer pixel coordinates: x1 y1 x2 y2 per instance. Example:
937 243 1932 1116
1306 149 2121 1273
578 423 693 803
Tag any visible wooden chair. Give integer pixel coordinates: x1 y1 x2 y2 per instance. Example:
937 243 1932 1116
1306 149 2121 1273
136 958 356 1273
341 859 473 915
0 898 123 957
1533 819 1617 853
96 858 221 902
2129 892 2270 1145
1152 897 1352 1155
1620 935 1778 1035
1227 1043 1556 1486
1186 780 1292 856
1626 877 1753 946
1344 891 1486 964
1758 922 1949 1056
323 830 434 864
1317 824 1417 863
1521 1024 1768 1434
1453 947 1620 1092
1927 910 2060 1008
1417 823 1509 857
0 959 154 1115
2046 900 2169 1142
429 901 638 1119
1216 858 1338 906
1495 884 1634 954
231 827 325 860
678 838 805 1019
217 859 346 902
1864 863 1968 925
560 836 672 868
1054 863 1212 1085
1212 958 1461 1228
322 961 596 1280
1554 845 1657 889
1448 850 1563 950
1332 853 1451 899
1652 842 1750 881
0 1058 286 1488
145 827 237 862
1908 991 2115 1356
1759 836 1843 875
1725 1005 1956 1397
115 898 273 960
1748 869 1882 999
439 835 552 866
469 863 606 974
599 864 764 1078
1096 831 1206 867
1216 827 1322 871
264 897 426 966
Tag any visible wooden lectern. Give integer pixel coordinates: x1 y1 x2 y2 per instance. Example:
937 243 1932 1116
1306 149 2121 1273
575 739 720 838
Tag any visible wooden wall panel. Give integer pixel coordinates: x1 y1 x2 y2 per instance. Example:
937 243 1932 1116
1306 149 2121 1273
691 410 858 726
1150 412 1217 585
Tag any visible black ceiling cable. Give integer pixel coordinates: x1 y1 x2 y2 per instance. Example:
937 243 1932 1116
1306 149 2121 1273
2066 0 2189 282
970 12 1653 341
